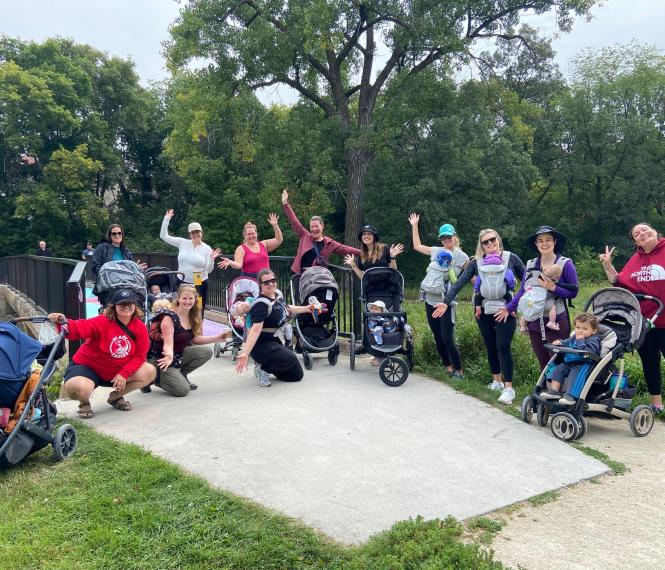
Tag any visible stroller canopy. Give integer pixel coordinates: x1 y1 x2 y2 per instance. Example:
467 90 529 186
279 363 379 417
97 261 146 303
0 323 42 382
227 276 260 306
584 287 645 348
299 267 338 302
145 267 181 293
361 267 404 310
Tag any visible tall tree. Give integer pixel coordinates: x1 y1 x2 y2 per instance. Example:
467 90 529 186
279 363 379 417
167 0 598 244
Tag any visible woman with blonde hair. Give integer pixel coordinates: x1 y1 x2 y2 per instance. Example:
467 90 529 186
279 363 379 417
145 285 230 396
432 228 525 404
217 214 283 277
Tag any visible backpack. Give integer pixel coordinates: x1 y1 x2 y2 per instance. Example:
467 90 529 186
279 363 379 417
517 256 571 338
478 251 512 315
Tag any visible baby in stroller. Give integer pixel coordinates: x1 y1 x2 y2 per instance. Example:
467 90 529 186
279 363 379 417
367 300 399 346
540 312 601 405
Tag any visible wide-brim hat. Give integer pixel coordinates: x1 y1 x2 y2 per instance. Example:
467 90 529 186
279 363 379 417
358 224 379 242
188 222 203 233
526 225 567 254
108 289 140 306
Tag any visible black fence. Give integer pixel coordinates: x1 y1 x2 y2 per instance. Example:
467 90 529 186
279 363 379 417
133 251 362 336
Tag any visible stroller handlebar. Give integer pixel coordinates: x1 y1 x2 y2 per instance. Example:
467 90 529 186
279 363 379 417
543 343 602 362
11 316 50 324
633 294 665 321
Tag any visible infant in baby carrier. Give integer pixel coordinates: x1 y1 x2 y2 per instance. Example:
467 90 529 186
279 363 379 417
518 264 563 333
367 300 398 345
231 297 293 345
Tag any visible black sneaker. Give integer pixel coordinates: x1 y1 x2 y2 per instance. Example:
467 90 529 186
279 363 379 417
140 385 152 394
188 380 198 391
540 389 562 400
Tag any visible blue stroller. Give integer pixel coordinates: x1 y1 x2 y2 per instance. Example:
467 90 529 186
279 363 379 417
0 317 75 467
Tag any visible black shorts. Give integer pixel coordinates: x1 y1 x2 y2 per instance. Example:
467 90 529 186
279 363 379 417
64 363 114 388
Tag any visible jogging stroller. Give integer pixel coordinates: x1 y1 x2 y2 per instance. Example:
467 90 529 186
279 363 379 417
145 266 184 312
520 288 663 441
350 267 413 387
95 260 147 312
213 275 260 361
1 317 75 467
291 267 340 369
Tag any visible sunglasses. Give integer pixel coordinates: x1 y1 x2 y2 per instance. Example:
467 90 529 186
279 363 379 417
440 235 454 241
481 236 498 246
110 231 123 236
261 278 277 286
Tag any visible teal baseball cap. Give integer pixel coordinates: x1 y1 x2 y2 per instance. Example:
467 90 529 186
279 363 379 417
438 223 456 238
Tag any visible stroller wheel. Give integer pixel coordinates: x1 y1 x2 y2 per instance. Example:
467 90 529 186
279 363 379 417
379 357 408 387
575 415 588 440
231 346 239 362
629 405 655 437
303 351 314 370
327 346 339 366
520 396 534 424
550 412 578 442
536 403 550 427
53 424 78 461
213 342 222 358
349 333 356 371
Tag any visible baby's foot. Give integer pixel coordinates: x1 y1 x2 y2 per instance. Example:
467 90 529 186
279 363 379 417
546 321 560 331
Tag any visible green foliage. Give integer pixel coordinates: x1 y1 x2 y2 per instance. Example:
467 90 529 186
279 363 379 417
570 444 628 475
527 491 560 507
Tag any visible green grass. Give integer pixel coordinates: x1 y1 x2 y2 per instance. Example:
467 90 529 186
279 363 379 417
527 491 560 507
570 443 629 475
0 423 505 570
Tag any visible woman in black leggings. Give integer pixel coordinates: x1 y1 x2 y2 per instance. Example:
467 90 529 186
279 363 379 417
235 269 314 387
409 213 469 378
433 228 525 404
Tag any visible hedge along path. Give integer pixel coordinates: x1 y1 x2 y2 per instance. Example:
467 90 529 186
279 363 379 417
490 417 665 570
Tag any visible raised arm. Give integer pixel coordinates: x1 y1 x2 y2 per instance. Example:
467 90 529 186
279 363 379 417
408 213 432 256
160 209 183 248
599 246 619 284
262 213 283 252
281 189 309 238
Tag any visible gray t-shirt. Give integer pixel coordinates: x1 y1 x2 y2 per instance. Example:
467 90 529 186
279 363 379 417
423 247 470 305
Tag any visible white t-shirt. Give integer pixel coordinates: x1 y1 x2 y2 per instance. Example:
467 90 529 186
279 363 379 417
423 246 469 306
160 216 214 283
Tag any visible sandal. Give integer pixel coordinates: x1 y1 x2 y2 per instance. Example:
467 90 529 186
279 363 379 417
107 394 133 411
77 402 93 419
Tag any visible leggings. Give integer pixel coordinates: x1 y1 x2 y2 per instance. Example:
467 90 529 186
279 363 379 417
637 327 665 396
425 302 462 371
476 312 516 382
251 337 304 382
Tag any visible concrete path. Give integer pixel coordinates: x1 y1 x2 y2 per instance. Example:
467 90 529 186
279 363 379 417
59 351 607 544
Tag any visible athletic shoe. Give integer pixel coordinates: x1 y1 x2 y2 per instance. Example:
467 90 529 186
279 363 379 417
498 387 515 405
488 380 505 391
649 404 664 415
558 393 577 406
539 389 562 400
254 364 272 387
140 384 152 394
450 370 465 380
188 381 198 391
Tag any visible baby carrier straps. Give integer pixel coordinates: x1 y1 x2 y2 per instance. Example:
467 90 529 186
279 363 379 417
420 250 457 297
521 256 571 340
253 291 290 336
148 310 183 358
478 251 512 315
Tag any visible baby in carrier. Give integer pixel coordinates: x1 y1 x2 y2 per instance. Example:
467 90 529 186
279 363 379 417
420 249 457 299
473 253 516 317
231 296 293 346
367 300 398 345
518 264 564 333
541 312 601 405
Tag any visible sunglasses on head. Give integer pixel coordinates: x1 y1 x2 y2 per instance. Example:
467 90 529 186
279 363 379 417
261 278 277 286
110 231 123 236
481 236 498 246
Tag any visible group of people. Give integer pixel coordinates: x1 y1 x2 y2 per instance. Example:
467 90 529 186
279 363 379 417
45 187 665 417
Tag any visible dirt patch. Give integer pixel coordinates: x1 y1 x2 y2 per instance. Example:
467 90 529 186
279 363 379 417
491 417 665 569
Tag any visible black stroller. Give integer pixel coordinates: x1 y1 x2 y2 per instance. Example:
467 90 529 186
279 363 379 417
291 267 341 369
145 266 184 313
95 260 147 314
350 267 413 387
1 317 75 467
520 288 663 441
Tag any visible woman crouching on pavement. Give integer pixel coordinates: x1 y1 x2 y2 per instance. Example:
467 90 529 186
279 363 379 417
48 289 156 419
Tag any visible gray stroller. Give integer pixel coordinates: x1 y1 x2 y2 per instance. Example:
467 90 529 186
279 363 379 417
520 287 663 441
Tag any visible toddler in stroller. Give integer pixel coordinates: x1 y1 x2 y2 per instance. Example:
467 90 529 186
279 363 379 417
145 266 184 313
367 300 398 347
0 317 75 467
521 287 662 441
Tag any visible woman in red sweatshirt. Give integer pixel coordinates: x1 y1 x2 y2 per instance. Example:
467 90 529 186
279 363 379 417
48 289 156 418
600 222 665 413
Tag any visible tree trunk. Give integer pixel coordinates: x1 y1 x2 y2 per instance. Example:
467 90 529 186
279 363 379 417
344 145 372 247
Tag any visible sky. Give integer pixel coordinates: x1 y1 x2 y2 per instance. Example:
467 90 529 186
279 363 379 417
2 0 665 104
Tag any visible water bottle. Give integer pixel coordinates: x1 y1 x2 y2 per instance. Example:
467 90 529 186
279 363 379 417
308 296 321 323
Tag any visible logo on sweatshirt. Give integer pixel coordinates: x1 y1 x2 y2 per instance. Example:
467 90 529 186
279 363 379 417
109 335 131 359
631 264 665 282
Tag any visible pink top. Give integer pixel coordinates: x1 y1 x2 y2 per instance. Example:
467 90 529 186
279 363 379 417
241 242 269 275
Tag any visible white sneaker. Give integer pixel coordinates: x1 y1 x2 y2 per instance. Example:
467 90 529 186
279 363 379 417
487 380 504 391
254 364 272 387
498 387 516 405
